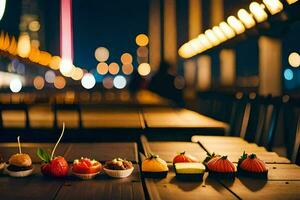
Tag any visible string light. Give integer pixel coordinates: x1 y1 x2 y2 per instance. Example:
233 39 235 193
237 9 256 29
249 2 268 23
263 0 283 15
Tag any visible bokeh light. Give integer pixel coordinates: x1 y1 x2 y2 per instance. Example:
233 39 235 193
138 63 151 76
122 64 134 75
113 75 127 89
33 76 45 90
135 34 149 46
71 67 84 80
17 32 31 58
38 51 52 66
103 77 114 89
49 56 61 70
0 0 6 21
137 46 149 57
28 47 40 63
108 62 120 75
45 70 56 83
10 78 22 93
59 59 73 77
97 62 109 75
54 76 66 89
95 47 109 62
120 53 133 65
284 69 294 80
28 20 40 32
81 73 96 89
174 76 185 90
288 52 300 68
31 39 40 48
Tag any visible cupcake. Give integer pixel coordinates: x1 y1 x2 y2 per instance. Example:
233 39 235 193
72 157 102 180
238 152 268 179
104 158 134 178
205 154 236 178
142 153 168 178
174 162 205 181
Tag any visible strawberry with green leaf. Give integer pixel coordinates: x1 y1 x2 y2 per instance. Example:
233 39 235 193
37 123 69 177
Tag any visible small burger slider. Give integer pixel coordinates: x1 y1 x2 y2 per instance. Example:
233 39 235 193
6 136 34 177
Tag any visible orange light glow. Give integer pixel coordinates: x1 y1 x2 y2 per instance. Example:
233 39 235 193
122 64 134 75
97 62 109 75
135 34 149 46
138 63 151 76
49 56 61 70
108 62 120 75
120 53 133 65
54 76 66 89
17 32 31 58
38 51 52 66
33 76 45 90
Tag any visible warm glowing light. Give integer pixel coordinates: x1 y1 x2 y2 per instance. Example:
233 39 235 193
49 56 61 70
138 63 151 76
33 76 45 90
135 34 149 46
81 73 96 89
28 20 40 32
60 0 73 68
108 62 120 75
196 34 212 50
8 36 17 55
45 70 56 83
227 16 245 34
59 59 73 77
122 64 134 75
0 0 6 21
237 9 256 29
189 38 204 54
95 47 109 62
178 43 194 58
113 75 127 89
71 67 84 80
219 22 236 39
263 0 283 15
17 32 31 58
31 39 40 48
121 53 133 65
28 47 40 63
286 0 298 4
205 29 220 46
212 26 227 42
1 32 10 50
38 51 52 66
97 62 109 75
103 77 114 89
249 2 268 23
54 76 66 89
288 52 300 68
137 46 149 58
10 78 22 93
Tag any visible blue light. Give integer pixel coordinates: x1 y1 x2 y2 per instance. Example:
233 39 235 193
284 69 294 80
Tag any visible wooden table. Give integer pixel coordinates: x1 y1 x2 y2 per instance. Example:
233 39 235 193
0 143 144 200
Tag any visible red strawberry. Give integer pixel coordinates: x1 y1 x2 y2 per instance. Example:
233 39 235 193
41 163 52 176
50 156 69 177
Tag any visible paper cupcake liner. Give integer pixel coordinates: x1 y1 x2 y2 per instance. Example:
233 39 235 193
72 171 100 180
104 167 134 178
142 171 168 178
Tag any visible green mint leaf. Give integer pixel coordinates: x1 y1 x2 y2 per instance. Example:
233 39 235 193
37 148 51 163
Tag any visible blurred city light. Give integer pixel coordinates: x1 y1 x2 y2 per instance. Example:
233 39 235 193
135 34 149 46
33 76 45 90
95 47 109 62
81 73 96 89
122 64 134 75
263 0 283 15
249 2 268 23
97 62 109 75
227 16 245 34
9 78 22 93
0 0 6 21
120 53 133 65
28 20 40 32
45 70 56 83
103 77 114 89
113 75 127 89
288 52 300 68
71 67 84 80
59 58 73 77
54 76 66 89
138 63 151 76
49 56 61 70
17 32 31 58
237 9 256 29
108 62 120 75
284 69 294 80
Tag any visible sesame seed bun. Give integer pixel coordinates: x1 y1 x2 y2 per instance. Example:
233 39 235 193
9 153 32 167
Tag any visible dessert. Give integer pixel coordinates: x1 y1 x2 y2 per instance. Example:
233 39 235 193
173 151 199 164
72 157 102 180
174 162 206 181
37 123 69 178
142 153 168 178
103 158 134 178
238 152 268 179
205 153 236 178
6 136 34 177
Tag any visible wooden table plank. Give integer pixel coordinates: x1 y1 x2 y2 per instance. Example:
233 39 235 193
0 164 64 200
147 142 208 163
192 135 248 144
144 166 237 200
64 143 138 163
267 164 300 180
0 143 69 163
55 164 145 200
220 178 300 200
